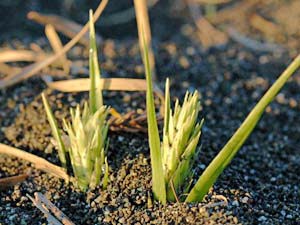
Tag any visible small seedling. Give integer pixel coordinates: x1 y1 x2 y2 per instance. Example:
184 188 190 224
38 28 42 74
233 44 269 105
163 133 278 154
162 78 204 202
143 33 300 203
143 35 203 203
42 10 109 191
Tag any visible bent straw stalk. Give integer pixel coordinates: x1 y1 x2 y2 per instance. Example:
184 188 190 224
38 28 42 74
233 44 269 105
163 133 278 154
0 143 69 181
186 54 300 202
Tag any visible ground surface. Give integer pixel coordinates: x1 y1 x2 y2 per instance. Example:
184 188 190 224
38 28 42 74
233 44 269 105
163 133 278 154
0 0 300 224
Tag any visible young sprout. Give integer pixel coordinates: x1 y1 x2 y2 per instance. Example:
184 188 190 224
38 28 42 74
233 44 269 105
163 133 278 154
143 34 203 204
162 79 204 202
143 29 300 203
42 10 109 191
62 102 109 190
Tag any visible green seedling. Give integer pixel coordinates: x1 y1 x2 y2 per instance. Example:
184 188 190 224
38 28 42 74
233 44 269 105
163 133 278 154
144 35 166 204
143 32 300 203
143 36 203 204
62 102 109 190
162 78 204 202
42 10 109 191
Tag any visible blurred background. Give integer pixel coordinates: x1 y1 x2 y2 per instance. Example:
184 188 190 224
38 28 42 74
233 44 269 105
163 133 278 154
1 0 300 51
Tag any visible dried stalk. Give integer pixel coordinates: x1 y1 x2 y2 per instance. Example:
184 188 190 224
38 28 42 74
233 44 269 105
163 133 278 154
28 11 102 46
0 63 21 75
134 0 157 81
186 0 228 48
0 50 46 63
100 0 159 26
45 24 70 74
226 27 284 53
28 192 75 225
207 0 261 24
249 13 282 41
0 0 108 89
43 76 165 116
0 173 29 190
43 77 158 92
0 143 69 181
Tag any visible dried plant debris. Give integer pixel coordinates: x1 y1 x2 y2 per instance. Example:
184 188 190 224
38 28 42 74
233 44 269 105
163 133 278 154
0 173 29 190
27 11 102 46
0 143 69 180
28 192 75 225
0 0 109 89
108 108 159 133
187 0 228 49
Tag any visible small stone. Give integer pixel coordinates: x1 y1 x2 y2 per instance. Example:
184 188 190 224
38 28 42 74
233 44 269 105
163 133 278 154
9 214 17 221
118 217 125 223
7 99 16 109
276 93 285 104
199 164 206 170
185 216 194 223
233 217 239 224
186 47 196 56
135 65 143 74
118 136 124 142
286 214 293 219
258 216 267 222
204 99 212 106
241 197 249 204
123 94 131 103
289 98 297 108
179 56 190 69
232 200 239 207
165 43 177 55
259 55 269 64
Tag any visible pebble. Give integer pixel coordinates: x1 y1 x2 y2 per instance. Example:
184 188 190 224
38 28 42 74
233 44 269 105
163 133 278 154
118 136 125 142
258 216 267 222
118 217 125 223
289 98 297 108
241 197 249 204
179 56 190 69
280 210 286 217
232 200 239 207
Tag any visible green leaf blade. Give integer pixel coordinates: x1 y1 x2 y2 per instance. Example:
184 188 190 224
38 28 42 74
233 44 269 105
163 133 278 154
42 93 67 169
186 54 300 203
89 9 103 113
143 33 166 204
